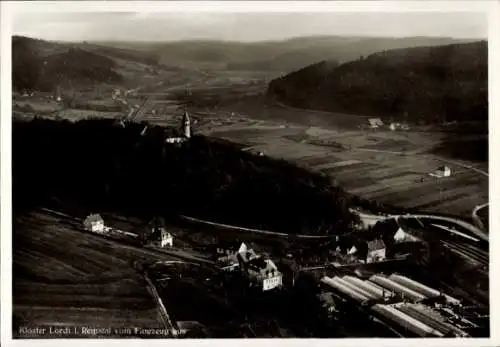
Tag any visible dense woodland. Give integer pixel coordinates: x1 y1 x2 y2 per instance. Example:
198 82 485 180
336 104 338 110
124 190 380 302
13 118 357 235
267 41 487 124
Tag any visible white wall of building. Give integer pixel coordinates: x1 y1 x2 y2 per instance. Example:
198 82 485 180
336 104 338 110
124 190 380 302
91 221 105 233
263 274 283 291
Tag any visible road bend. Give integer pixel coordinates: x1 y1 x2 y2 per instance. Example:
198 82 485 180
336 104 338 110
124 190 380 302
472 203 489 231
351 209 488 242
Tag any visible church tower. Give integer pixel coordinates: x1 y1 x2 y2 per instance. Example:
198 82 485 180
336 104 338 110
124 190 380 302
182 108 191 139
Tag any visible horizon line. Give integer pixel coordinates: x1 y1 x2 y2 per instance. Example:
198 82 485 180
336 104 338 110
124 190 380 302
12 33 487 44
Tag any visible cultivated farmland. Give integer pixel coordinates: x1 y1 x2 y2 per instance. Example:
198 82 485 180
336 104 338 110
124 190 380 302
205 106 488 218
12 209 178 338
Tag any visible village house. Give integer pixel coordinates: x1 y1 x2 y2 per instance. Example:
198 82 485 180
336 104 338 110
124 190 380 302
366 239 386 263
222 242 283 291
83 213 105 233
241 256 283 291
149 226 174 248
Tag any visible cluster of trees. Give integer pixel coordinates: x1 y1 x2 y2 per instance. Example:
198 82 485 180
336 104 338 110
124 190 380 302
12 36 123 92
13 118 357 235
267 41 487 124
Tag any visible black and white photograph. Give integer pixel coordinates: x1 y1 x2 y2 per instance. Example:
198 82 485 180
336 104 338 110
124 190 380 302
1 0 497 342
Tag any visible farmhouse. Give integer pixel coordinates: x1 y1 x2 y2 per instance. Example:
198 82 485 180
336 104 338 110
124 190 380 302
366 239 386 263
368 118 384 128
83 213 105 233
429 165 452 178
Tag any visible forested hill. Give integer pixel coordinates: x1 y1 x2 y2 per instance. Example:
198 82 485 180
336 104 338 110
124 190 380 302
267 41 487 124
12 36 124 92
13 118 357 235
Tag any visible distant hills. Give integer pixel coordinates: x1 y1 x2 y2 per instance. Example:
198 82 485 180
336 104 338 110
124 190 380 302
13 35 486 122
267 41 487 124
92 36 473 73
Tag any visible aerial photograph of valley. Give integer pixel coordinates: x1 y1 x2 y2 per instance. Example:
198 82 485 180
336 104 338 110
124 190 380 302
4 1 492 341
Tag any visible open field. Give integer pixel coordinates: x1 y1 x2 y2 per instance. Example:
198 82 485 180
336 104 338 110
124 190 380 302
207 118 488 218
12 209 184 337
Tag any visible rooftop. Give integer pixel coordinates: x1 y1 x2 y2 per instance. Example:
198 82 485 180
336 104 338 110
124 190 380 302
85 213 103 223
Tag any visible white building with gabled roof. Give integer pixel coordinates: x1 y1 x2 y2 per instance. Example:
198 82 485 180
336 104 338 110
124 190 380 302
83 213 105 233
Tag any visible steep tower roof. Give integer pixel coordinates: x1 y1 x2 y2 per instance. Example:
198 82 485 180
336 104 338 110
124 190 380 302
182 107 191 139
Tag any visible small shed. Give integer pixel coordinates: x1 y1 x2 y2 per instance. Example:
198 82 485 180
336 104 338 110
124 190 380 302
83 213 105 233
368 118 384 128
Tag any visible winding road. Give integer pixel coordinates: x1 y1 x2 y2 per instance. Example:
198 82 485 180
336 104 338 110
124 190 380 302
472 203 489 231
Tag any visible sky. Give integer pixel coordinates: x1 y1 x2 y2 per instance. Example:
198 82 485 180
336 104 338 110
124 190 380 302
12 10 487 43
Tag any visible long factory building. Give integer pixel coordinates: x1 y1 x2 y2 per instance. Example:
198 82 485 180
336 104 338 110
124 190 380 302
321 273 471 337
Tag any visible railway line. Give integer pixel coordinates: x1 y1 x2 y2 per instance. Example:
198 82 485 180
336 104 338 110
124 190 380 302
441 240 488 266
